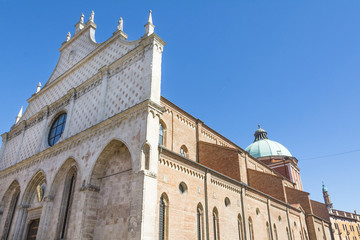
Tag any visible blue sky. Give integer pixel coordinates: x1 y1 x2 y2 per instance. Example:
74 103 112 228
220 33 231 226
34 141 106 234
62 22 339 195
0 1 359 212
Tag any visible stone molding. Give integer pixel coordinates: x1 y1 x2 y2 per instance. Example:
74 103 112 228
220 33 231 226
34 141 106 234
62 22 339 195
0 99 162 178
79 184 100 192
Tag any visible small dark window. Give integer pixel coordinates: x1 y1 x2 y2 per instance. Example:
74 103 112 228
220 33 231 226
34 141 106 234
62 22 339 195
48 113 67 146
179 182 188 194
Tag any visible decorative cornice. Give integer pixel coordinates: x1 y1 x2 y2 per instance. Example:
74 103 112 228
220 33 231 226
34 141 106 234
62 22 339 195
80 184 100 192
43 195 54 202
0 99 159 178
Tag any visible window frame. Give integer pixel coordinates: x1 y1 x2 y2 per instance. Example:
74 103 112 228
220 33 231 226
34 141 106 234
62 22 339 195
48 112 67 147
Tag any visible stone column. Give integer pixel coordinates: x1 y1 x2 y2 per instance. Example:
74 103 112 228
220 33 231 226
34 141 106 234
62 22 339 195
11 204 29 240
78 184 100 240
36 195 54 240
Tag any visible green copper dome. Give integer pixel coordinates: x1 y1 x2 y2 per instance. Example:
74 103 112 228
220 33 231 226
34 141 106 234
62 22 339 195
245 125 292 158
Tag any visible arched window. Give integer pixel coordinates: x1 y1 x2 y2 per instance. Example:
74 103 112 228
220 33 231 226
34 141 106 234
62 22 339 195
48 113 67 146
213 208 220 240
180 145 188 158
159 123 165 146
266 222 271 240
58 168 77 239
286 227 291 240
159 194 169 240
197 203 204 240
238 214 244 240
248 217 254 240
273 224 279 240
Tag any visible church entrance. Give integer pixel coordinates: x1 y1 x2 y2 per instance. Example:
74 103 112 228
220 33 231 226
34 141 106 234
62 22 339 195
26 219 40 240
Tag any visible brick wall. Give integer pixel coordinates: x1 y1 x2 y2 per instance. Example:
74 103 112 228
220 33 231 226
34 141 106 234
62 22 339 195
247 169 286 202
311 200 330 221
198 141 241 181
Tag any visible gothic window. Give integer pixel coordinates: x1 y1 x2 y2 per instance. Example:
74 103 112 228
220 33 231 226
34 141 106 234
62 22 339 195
58 168 76 239
266 222 271 240
248 217 254 240
2 191 19 240
180 145 188 158
159 123 164 146
213 208 220 240
197 203 204 240
237 214 244 240
48 113 67 146
159 194 168 240
273 224 279 240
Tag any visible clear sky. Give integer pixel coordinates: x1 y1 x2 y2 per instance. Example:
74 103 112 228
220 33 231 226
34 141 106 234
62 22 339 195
0 1 359 213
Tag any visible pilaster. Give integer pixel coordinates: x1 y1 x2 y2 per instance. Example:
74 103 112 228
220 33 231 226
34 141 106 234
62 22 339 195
62 88 77 140
0 133 8 165
97 66 109 123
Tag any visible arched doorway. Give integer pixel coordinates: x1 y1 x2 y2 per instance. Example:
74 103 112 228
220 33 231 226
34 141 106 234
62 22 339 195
13 171 46 240
88 140 133 240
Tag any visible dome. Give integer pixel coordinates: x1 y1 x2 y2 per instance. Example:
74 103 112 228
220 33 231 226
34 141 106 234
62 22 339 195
245 125 292 158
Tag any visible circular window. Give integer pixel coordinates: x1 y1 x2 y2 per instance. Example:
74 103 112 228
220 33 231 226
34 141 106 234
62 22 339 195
179 182 188 194
48 113 67 146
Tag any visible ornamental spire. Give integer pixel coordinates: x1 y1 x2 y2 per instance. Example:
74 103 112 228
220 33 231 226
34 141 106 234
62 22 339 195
144 10 155 36
66 32 71 42
80 13 84 24
117 17 123 31
15 106 23 124
75 13 85 33
253 124 268 142
36 82 41 93
89 10 95 23
147 10 153 24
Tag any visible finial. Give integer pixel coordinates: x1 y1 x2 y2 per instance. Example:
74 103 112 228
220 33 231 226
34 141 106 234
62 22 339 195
117 17 123 31
75 13 85 33
253 124 268 142
36 82 42 93
15 106 23 124
147 10 153 24
144 10 155 36
80 13 84 24
66 32 71 42
89 10 95 22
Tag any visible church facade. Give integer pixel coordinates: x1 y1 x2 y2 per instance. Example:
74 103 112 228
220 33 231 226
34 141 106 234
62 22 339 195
0 11 347 240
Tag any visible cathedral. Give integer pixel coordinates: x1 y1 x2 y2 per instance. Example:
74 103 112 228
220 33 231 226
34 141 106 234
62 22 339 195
0 10 358 240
